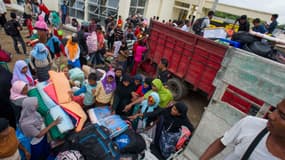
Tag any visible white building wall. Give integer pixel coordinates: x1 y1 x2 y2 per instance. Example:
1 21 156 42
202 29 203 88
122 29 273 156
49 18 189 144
118 0 130 22
144 0 162 20
42 0 59 11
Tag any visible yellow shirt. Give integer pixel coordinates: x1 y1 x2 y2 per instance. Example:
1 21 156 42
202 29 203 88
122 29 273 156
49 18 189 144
0 127 19 158
94 82 113 104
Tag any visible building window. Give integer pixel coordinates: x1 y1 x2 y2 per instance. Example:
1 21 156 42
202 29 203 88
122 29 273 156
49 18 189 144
88 0 119 22
129 0 146 16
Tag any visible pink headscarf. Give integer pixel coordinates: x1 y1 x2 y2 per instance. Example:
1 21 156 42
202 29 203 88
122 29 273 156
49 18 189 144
10 80 28 100
35 15 49 31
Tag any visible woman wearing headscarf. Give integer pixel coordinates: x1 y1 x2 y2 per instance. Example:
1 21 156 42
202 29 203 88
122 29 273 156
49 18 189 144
93 70 116 106
129 92 160 138
124 78 173 113
12 60 34 88
0 118 31 160
34 15 49 43
10 81 28 121
30 43 52 82
112 75 135 116
65 34 81 68
0 66 16 129
50 11 61 28
19 97 61 160
130 102 194 158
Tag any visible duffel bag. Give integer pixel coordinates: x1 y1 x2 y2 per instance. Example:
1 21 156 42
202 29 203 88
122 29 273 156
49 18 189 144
114 129 146 154
232 31 259 44
248 41 272 57
67 124 120 160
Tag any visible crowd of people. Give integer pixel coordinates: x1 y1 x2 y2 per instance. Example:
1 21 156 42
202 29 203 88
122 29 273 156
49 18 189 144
0 0 196 159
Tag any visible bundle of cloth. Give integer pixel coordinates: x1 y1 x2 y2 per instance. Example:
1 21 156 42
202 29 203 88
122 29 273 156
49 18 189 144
27 82 74 140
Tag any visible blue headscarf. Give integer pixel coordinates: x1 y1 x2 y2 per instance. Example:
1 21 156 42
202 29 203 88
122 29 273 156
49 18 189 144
140 92 160 128
31 43 49 61
46 35 62 54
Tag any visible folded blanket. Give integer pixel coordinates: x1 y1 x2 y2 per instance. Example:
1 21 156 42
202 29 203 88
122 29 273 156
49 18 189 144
49 71 71 104
37 81 57 108
49 106 74 133
61 101 87 132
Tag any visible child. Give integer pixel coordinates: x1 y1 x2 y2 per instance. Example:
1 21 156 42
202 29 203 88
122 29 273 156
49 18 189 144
65 34 81 68
158 58 170 85
131 40 147 76
30 43 52 82
114 66 123 85
93 70 116 106
131 74 143 101
73 73 97 109
12 60 35 88
117 41 128 72
46 32 65 59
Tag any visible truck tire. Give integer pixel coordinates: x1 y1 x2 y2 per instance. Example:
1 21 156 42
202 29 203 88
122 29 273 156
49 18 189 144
167 78 186 100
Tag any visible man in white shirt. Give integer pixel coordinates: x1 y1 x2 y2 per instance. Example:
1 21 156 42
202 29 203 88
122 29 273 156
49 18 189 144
181 20 190 32
0 0 7 28
200 11 214 34
200 99 285 160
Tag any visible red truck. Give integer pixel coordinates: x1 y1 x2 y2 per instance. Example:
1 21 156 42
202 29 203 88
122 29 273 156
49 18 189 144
144 21 264 114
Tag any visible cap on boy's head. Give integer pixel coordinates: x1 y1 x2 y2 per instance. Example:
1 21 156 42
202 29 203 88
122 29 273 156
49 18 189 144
0 118 9 132
88 73 97 81
10 12 17 19
240 15 247 20
71 33 78 43
161 58 168 67
272 14 279 19
134 74 143 82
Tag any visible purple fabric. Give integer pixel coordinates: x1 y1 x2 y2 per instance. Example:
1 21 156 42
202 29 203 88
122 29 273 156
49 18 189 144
101 70 116 94
11 60 34 85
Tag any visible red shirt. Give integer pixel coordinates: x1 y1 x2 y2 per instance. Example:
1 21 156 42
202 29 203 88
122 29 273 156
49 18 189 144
135 85 144 97
39 4 50 15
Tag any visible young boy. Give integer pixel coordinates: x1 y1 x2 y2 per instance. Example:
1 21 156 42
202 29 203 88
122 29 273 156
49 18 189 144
73 73 97 110
158 58 170 85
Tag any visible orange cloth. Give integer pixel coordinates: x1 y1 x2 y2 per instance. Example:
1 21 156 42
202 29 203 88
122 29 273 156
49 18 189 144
0 127 19 158
49 71 71 104
61 101 87 132
66 39 79 61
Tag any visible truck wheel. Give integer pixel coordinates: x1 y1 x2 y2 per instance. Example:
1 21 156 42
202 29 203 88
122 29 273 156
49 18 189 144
167 78 186 100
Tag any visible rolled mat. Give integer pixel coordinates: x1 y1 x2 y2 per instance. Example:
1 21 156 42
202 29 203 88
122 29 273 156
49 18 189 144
61 101 87 132
28 88 50 116
44 113 64 139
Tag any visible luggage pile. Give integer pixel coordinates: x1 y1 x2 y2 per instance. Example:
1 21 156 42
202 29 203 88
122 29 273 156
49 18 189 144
232 31 285 64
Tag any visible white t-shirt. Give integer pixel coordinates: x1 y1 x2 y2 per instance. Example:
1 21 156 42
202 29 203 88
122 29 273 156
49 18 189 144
201 17 210 31
181 25 190 32
221 116 280 160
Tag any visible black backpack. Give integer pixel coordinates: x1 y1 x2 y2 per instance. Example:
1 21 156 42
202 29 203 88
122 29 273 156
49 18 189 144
192 18 205 34
4 20 18 36
67 124 120 160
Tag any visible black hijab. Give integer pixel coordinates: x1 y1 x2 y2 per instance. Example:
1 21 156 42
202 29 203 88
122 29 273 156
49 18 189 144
163 102 194 133
0 66 16 129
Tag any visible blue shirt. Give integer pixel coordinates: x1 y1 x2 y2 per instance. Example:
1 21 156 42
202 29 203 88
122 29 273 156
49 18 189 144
252 25 267 34
268 20 278 34
61 4 67 15
74 82 97 106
